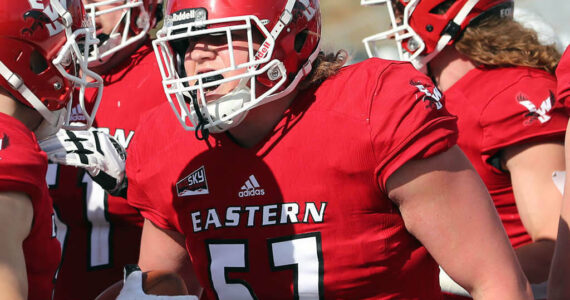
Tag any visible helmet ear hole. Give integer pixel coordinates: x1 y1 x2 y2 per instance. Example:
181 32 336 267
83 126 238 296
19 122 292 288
429 0 456 14
294 30 308 53
29 50 48 75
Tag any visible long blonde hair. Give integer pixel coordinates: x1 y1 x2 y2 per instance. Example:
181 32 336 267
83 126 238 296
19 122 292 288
455 16 561 74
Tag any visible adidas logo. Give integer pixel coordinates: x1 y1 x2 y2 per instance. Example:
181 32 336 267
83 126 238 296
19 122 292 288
69 105 86 122
238 175 265 198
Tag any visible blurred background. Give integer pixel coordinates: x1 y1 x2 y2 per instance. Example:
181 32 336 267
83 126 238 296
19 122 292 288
321 0 570 63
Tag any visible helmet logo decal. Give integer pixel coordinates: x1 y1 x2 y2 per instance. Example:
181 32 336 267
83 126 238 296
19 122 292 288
255 40 273 61
298 0 317 22
169 8 207 26
24 0 67 37
499 6 513 18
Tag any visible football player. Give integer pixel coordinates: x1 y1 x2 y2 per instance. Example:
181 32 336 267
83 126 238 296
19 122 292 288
123 0 532 299
40 0 172 299
548 45 570 300
362 0 567 298
0 0 102 299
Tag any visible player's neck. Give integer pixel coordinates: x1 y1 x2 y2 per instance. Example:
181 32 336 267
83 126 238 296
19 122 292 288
0 91 42 131
428 46 477 92
227 91 298 148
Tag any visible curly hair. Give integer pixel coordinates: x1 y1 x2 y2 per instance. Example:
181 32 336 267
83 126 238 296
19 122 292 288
455 15 561 74
301 49 348 89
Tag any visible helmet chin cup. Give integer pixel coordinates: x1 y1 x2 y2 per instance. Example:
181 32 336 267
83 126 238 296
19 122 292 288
197 86 252 133
34 109 66 140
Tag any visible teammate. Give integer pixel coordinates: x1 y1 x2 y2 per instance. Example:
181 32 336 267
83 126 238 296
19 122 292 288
42 0 168 299
361 0 567 297
548 45 570 300
122 0 533 299
0 0 102 299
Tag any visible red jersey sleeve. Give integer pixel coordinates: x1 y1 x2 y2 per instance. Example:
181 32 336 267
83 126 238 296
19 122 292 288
370 62 458 192
480 70 566 156
0 114 46 202
126 107 179 231
0 114 60 300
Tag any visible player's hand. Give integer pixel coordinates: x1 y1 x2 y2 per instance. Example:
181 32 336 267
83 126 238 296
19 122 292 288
39 127 127 196
116 265 199 300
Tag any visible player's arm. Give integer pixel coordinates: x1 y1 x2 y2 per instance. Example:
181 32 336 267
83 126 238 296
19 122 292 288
500 140 564 284
548 199 570 299
547 120 570 300
386 145 532 300
97 219 203 299
138 219 203 297
0 191 33 300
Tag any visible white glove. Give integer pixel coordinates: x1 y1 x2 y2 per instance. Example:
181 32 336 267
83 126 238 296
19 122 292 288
39 127 127 196
117 265 199 300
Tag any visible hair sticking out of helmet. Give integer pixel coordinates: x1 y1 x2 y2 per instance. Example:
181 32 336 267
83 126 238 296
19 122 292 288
152 0 321 135
0 0 104 139
514 8 564 53
362 0 513 71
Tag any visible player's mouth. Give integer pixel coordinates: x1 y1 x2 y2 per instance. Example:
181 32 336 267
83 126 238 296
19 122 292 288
199 74 224 95
96 31 110 47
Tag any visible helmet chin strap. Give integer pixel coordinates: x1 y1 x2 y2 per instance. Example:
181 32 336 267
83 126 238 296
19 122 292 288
189 90 209 140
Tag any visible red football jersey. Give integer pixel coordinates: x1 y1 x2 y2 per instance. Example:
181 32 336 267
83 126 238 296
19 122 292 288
48 42 165 300
0 113 61 300
127 59 458 299
557 47 570 104
444 66 568 248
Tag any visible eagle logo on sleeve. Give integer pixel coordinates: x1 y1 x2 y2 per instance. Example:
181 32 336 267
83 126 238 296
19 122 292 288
516 91 555 125
410 80 443 110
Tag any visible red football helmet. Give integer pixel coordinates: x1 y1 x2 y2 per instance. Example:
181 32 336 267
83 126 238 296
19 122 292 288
0 0 103 138
85 0 162 67
153 0 321 134
362 0 513 71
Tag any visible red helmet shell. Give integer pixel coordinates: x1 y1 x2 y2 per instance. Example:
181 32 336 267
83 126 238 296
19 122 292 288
0 0 86 111
403 0 513 55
